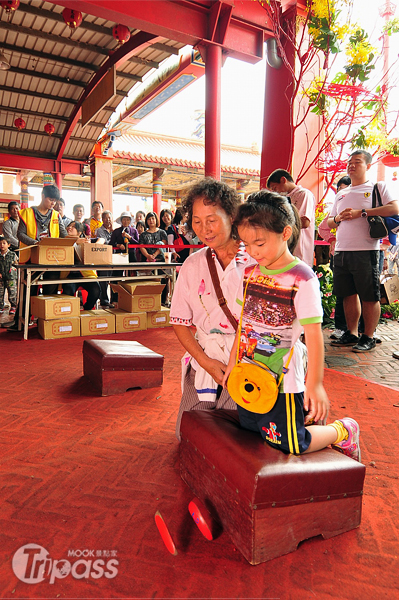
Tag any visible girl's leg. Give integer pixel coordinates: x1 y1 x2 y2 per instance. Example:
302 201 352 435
304 418 360 461
303 425 337 452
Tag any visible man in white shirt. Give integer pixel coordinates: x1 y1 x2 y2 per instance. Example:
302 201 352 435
327 150 399 352
267 169 316 267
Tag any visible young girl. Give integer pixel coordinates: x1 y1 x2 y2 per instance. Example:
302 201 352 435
222 191 361 461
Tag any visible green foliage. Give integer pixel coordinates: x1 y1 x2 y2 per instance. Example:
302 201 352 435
314 264 336 323
381 300 399 320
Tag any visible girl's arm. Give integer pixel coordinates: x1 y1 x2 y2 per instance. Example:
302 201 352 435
302 322 329 423
221 330 239 389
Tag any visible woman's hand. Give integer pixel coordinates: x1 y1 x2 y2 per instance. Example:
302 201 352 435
172 252 180 261
118 244 126 251
202 357 227 386
146 255 156 262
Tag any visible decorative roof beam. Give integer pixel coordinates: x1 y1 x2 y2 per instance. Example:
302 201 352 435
56 31 158 161
0 151 85 174
113 168 149 190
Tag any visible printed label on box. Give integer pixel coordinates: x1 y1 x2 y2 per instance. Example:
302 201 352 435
60 306 70 313
138 297 156 310
52 321 73 335
89 320 108 332
45 248 67 262
128 319 139 325
156 317 166 323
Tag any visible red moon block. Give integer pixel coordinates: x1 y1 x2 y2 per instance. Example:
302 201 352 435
188 498 213 541
154 511 177 555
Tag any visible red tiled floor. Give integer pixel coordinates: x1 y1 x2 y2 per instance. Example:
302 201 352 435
0 325 398 599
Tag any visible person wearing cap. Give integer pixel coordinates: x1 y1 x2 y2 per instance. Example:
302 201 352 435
110 211 139 263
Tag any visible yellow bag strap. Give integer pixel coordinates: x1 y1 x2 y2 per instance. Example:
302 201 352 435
236 265 295 385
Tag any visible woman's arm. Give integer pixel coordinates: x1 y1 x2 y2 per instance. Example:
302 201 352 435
173 324 229 386
303 322 329 423
222 330 239 388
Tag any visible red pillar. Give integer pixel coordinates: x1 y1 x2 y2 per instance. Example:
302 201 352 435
205 44 222 180
152 168 164 216
260 34 295 188
53 172 63 194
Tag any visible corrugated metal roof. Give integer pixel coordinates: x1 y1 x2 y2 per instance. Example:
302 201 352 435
113 131 261 176
0 0 185 163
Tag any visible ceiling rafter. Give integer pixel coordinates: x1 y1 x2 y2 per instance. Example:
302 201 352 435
0 40 100 72
16 2 179 57
1 124 98 144
0 83 78 103
1 40 146 82
0 20 111 56
0 105 106 128
7 66 88 88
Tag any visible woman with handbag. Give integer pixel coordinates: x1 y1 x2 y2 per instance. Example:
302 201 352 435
170 178 255 440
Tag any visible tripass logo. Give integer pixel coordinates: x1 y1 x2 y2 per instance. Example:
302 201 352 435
12 544 119 584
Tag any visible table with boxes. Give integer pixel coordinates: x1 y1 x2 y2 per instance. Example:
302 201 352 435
16 237 179 340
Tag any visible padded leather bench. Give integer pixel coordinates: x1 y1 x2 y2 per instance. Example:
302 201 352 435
83 339 164 396
180 410 366 565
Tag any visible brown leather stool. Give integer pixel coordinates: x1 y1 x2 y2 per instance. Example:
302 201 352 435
83 339 164 396
180 410 366 565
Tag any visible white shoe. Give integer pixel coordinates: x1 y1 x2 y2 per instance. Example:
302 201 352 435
329 329 345 340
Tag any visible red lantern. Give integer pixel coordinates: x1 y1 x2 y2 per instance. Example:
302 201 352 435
112 24 130 45
44 122 55 136
14 117 26 131
1 0 20 12
1 0 19 21
381 154 399 168
62 8 82 32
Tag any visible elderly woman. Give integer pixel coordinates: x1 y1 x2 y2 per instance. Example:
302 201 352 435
170 178 254 440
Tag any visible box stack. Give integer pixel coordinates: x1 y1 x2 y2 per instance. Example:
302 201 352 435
31 295 81 340
110 282 171 331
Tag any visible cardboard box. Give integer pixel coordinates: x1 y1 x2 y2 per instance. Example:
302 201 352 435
38 316 80 340
80 309 115 336
111 282 164 313
111 253 129 265
31 237 75 265
380 273 399 304
105 309 147 333
147 307 171 328
31 294 80 320
75 242 112 265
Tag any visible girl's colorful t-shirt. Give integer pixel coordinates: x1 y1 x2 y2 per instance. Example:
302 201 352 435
236 258 323 393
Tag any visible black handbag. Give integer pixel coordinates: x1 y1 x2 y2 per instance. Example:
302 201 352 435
368 184 388 239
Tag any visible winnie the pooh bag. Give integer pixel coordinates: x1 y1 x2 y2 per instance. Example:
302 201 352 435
227 266 294 414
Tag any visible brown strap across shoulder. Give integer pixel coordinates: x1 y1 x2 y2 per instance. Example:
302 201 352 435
206 247 238 331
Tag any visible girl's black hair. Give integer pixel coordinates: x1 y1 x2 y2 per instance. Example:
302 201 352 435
234 190 301 253
136 220 145 230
